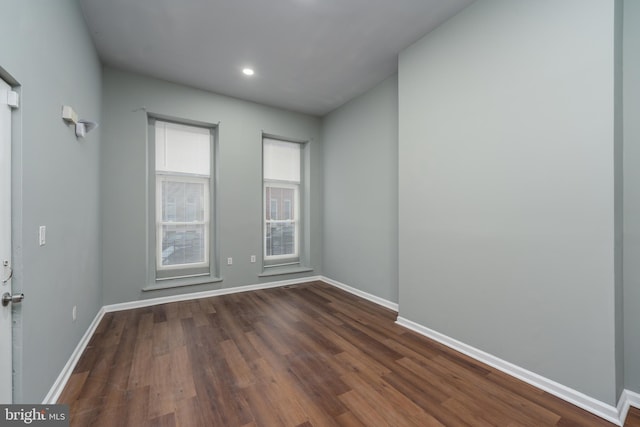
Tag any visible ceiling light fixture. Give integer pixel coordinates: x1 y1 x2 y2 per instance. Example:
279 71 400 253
242 67 255 76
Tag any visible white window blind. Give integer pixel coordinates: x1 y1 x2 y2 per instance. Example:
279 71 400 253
156 121 210 176
263 138 300 182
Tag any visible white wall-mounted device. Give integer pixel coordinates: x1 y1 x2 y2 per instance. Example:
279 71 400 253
61 105 99 139
61 105 78 123
75 120 98 138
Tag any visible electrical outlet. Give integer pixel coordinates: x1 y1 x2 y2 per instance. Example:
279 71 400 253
227 257 233 265
250 255 256 263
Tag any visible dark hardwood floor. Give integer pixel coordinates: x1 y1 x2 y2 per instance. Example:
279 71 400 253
627 408 640 427
59 281 628 426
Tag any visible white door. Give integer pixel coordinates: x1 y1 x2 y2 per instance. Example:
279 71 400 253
0 77 13 403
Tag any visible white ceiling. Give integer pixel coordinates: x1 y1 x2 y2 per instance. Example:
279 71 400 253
79 0 473 116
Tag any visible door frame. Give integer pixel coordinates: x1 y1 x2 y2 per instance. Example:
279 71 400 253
0 66 22 404
0 76 13 403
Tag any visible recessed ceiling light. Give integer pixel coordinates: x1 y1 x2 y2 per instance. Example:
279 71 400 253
242 68 255 76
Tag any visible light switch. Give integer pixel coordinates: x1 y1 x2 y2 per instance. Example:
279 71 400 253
39 226 46 246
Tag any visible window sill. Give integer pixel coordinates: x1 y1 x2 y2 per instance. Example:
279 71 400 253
258 267 314 278
142 276 223 292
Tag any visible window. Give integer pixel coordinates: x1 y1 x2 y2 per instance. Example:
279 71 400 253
283 199 292 221
263 138 301 263
153 120 213 279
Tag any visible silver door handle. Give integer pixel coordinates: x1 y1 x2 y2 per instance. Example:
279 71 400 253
2 292 24 307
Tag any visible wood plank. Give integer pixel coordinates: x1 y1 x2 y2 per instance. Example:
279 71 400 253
338 389 390 426
244 331 344 425
57 371 89 404
58 281 618 427
626 407 640 427
335 411 367 427
340 372 443 427
220 339 254 388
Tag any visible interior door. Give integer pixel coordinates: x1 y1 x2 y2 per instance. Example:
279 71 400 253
0 77 13 403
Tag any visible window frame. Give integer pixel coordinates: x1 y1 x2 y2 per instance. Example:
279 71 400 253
263 181 300 262
147 116 218 286
283 199 292 221
155 173 210 272
262 136 308 268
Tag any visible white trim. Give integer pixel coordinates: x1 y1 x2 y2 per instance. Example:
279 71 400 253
104 276 322 313
618 389 640 425
156 174 210 272
396 316 622 425
320 276 399 312
42 307 106 404
46 274 637 427
312 283 640 426
264 182 300 262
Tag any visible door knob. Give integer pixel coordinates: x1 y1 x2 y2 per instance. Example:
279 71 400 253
1 292 24 307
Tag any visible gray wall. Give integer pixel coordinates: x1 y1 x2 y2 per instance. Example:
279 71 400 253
2 0 635 407
398 0 618 404
624 0 640 394
322 75 398 303
101 68 322 305
0 0 102 402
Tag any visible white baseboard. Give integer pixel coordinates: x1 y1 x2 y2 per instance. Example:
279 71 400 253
619 389 640 425
46 275 638 427
396 316 623 426
320 276 398 312
103 275 323 313
42 307 106 404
